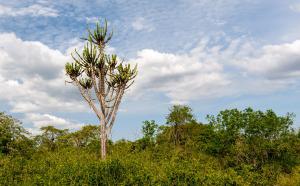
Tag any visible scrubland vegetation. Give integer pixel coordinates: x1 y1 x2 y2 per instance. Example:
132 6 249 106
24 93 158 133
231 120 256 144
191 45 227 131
1 106 300 185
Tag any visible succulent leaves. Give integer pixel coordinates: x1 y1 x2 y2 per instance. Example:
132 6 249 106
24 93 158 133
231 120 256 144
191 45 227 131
65 62 81 79
79 78 93 89
108 63 138 88
85 19 113 46
65 19 137 91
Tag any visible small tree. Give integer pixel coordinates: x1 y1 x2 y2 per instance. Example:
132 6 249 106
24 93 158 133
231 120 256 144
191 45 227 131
142 120 158 142
36 126 68 151
206 108 297 169
0 112 32 155
69 125 99 148
65 20 137 159
166 105 196 145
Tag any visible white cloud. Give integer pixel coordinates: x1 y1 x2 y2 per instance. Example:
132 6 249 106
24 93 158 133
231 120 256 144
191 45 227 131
128 39 234 103
1 31 300 134
1 32 299 109
131 17 154 32
0 33 101 134
235 40 300 80
0 34 64 79
128 36 300 103
0 4 58 17
26 113 83 130
0 33 86 119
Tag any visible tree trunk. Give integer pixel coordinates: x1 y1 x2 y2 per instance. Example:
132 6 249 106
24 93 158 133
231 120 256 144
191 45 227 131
100 120 107 159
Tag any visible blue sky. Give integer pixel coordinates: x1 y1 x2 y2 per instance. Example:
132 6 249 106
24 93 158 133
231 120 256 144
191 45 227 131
0 0 300 140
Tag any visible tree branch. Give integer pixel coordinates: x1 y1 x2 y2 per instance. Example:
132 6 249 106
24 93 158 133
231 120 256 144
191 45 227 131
107 88 124 133
74 80 101 120
106 87 124 126
91 68 106 115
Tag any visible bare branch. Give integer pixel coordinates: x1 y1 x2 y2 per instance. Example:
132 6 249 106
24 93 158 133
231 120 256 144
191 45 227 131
125 80 135 90
106 87 124 126
74 79 101 120
107 88 124 131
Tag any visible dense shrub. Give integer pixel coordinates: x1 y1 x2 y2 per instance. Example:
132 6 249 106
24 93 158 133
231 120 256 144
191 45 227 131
1 108 300 185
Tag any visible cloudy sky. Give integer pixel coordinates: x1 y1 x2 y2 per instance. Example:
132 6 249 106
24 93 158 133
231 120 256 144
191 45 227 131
1 0 300 140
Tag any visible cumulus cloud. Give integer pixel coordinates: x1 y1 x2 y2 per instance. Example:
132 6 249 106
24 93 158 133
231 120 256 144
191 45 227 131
128 36 300 103
1 32 299 109
0 33 85 114
235 40 300 80
1 31 300 134
0 33 88 134
26 113 83 130
0 34 64 79
0 33 121 135
128 39 235 103
0 4 58 17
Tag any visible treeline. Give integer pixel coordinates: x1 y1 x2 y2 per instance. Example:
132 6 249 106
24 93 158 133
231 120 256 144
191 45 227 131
1 106 300 185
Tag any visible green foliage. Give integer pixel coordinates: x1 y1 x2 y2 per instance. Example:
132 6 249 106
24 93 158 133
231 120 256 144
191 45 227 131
0 112 34 156
142 120 158 141
65 62 81 79
277 165 300 186
206 108 298 172
79 78 93 89
166 105 196 126
166 105 196 145
35 126 68 151
1 107 300 185
65 125 100 148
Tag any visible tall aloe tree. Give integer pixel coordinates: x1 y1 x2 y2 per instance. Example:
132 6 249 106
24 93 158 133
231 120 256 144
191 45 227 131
65 20 137 159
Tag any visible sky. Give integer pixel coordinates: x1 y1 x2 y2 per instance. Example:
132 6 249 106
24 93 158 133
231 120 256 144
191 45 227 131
1 0 300 140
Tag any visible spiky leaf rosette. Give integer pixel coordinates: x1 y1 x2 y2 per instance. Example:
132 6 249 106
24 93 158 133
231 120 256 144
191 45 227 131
65 63 81 79
65 19 137 92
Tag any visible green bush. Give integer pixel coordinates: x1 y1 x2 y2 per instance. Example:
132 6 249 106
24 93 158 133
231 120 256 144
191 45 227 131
1 108 300 185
